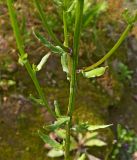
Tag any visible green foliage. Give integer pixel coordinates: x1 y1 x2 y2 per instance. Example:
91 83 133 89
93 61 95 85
109 125 137 160
43 116 70 131
47 149 64 158
38 130 62 150
34 31 65 56
7 0 137 159
122 9 137 25
54 100 62 117
40 122 109 159
78 153 86 160
18 53 28 66
72 122 112 132
83 1 108 27
117 62 133 82
29 94 44 105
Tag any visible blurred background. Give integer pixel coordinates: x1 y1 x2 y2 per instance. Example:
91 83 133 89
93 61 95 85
0 0 137 159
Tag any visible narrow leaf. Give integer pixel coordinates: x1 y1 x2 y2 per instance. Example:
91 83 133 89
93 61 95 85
88 124 112 131
82 66 108 78
47 149 64 158
55 129 77 150
83 2 107 27
38 130 62 150
43 116 70 131
67 0 76 12
84 139 106 147
78 153 86 160
34 31 64 55
54 100 61 117
29 94 44 105
37 52 51 71
55 129 66 139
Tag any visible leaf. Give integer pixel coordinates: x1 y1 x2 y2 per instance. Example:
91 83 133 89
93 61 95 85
84 139 106 147
83 2 108 27
37 53 51 71
87 124 112 131
67 0 76 12
87 154 101 160
61 53 69 74
82 66 108 78
122 9 137 25
85 132 99 140
18 53 28 66
38 130 62 150
47 149 64 158
34 31 64 55
55 129 66 139
53 0 63 7
72 122 89 132
29 94 44 105
55 129 77 150
54 100 61 117
43 116 70 131
78 153 87 160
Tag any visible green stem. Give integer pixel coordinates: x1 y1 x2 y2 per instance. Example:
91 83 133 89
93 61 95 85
65 0 84 159
7 0 56 118
34 0 69 52
63 1 69 47
63 0 72 77
83 24 133 72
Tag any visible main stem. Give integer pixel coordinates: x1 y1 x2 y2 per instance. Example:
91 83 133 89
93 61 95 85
65 0 84 159
7 0 56 118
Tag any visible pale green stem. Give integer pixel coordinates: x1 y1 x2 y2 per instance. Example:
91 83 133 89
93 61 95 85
65 0 84 159
83 24 133 72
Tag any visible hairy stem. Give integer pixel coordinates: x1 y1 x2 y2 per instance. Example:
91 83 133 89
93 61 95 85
7 0 56 118
83 24 133 72
65 0 84 159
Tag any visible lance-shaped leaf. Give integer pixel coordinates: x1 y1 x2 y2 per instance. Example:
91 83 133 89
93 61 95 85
82 66 108 78
37 52 51 71
54 100 61 117
67 0 76 12
38 130 62 150
84 139 106 147
29 94 44 105
53 0 63 7
72 122 89 132
87 124 112 131
83 1 108 27
43 116 70 131
47 149 64 158
34 31 65 55
78 154 86 160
